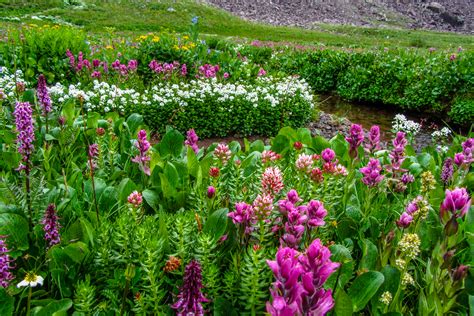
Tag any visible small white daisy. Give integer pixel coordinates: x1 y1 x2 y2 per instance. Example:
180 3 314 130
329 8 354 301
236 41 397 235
17 273 44 288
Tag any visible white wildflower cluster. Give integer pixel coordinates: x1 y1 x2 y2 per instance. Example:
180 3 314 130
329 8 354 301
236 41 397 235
0 67 27 102
401 272 415 286
48 76 314 113
392 114 421 137
49 81 145 113
379 291 392 305
432 127 451 153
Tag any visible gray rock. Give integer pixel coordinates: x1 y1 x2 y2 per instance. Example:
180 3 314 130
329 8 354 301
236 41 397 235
440 11 464 26
427 2 445 13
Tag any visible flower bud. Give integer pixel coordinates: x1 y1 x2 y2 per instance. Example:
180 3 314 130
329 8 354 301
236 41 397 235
207 186 216 199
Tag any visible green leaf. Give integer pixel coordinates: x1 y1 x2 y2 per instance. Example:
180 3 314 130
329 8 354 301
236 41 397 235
0 288 13 316
347 271 384 312
278 126 297 141
63 242 89 264
117 178 137 203
164 162 179 189
334 289 353 316
84 178 106 204
297 128 312 145
142 189 160 211
359 239 378 271
126 113 144 134
312 135 331 152
329 244 354 288
249 140 265 152
0 213 29 255
33 299 72 316
158 128 184 157
187 147 199 178
203 208 228 241
271 134 290 154
330 134 348 158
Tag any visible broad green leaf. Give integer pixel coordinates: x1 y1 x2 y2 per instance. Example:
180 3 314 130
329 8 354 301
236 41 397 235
126 113 143 134
249 139 265 152
203 208 228 240
348 271 384 312
359 239 378 271
33 298 72 316
297 128 312 145
0 213 29 255
0 288 13 316
142 189 160 211
164 162 180 189
312 135 331 152
278 126 297 141
158 128 184 157
63 242 89 264
271 134 290 154
117 178 137 203
187 147 200 178
329 244 354 288
334 289 353 316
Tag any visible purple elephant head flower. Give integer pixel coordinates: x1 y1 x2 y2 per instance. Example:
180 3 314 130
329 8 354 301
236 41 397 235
0 236 15 288
441 158 454 184
41 204 61 248
14 102 35 171
172 260 209 316
37 74 51 116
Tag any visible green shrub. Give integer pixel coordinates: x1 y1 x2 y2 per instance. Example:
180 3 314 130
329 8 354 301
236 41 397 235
448 97 474 125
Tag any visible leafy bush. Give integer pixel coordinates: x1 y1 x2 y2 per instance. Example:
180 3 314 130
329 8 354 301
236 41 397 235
45 76 315 137
449 97 474 125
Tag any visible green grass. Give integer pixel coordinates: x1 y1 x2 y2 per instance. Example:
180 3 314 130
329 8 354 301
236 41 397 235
1 0 472 50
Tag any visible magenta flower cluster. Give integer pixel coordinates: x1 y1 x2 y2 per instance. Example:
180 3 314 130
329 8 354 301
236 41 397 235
197 64 220 78
262 150 281 164
149 60 186 79
454 138 473 167
66 50 138 78
365 125 380 153
42 204 61 248
261 167 284 196
14 102 35 171
111 59 138 76
36 74 51 115
127 191 143 207
0 236 14 288
440 188 471 236
278 190 328 249
359 158 384 187
131 130 151 175
266 239 340 316
184 129 199 154
396 196 423 228
441 157 454 184
345 124 364 157
389 131 407 172
172 260 209 316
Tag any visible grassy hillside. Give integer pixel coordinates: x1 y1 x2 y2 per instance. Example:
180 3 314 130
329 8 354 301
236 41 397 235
0 0 472 49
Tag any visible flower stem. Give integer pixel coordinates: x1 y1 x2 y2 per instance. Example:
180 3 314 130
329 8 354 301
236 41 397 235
89 158 100 224
26 286 32 316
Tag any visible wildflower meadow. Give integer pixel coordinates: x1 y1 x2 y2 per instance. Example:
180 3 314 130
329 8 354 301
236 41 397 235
0 14 473 316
